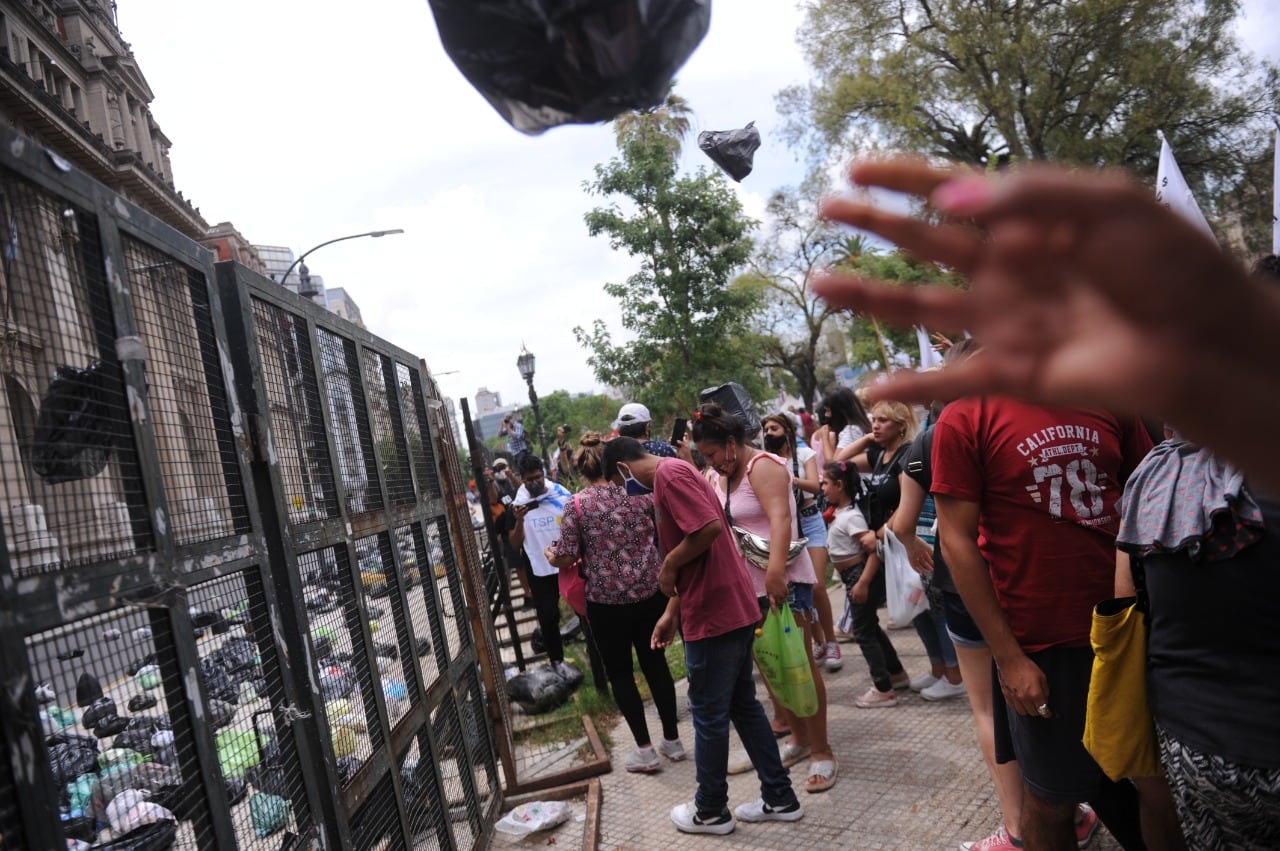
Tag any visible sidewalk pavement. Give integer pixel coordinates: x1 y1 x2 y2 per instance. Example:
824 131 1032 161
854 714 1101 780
595 585 1123 850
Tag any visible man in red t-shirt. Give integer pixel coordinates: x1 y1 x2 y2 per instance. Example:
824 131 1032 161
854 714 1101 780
933 397 1150 851
602 437 803 835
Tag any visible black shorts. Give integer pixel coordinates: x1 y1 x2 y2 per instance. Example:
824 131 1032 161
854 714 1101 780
942 589 984 647
992 645 1106 803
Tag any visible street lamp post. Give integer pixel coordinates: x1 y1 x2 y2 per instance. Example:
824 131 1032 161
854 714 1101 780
516 343 550 469
277 229 406 297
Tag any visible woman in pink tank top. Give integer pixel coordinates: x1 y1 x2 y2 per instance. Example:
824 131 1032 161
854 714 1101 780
692 404 838 794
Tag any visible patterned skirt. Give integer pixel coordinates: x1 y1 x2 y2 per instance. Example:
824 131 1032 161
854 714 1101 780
1157 723 1280 850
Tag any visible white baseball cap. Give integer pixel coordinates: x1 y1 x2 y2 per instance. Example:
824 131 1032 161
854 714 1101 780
613 402 651 429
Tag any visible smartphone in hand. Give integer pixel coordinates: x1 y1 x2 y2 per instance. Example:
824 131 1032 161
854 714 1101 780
670 417 687 445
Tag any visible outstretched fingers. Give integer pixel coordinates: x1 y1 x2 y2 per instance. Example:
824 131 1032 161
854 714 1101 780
819 196 979 272
810 269 974 330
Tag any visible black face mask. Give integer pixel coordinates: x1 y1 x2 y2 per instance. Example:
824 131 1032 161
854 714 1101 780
762 434 787 454
526 479 546 497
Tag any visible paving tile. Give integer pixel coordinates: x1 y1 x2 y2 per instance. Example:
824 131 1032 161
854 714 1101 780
590 587 1124 850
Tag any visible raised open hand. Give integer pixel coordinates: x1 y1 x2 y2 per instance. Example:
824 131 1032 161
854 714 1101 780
814 158 1280 487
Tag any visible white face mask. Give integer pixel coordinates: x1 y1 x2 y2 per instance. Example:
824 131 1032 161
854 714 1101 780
495 470 507 480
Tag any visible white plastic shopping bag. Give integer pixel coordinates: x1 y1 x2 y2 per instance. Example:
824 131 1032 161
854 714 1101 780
883 528 928 626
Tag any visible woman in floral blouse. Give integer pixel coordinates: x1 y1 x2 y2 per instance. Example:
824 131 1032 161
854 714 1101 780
548 432 687 773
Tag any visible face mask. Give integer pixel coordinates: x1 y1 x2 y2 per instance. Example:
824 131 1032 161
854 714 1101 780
762 434 786 454
494 470 507 481
618 463 652 496
526 479 546 497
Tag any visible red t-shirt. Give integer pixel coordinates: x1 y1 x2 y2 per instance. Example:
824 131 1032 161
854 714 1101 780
652 458 760 642
932 398 1152 651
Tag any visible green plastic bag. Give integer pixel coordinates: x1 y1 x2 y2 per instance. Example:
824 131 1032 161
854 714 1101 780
753 606 818 717
216 728 262 780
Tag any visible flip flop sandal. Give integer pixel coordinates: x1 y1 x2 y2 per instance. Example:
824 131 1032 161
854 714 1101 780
779 742 811 769
804 757 838 793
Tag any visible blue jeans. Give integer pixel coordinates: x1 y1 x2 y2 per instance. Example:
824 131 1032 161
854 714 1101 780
684 625 798 814
912 579 957 668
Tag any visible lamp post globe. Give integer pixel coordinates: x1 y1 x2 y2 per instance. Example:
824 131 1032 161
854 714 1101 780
516 343 549 468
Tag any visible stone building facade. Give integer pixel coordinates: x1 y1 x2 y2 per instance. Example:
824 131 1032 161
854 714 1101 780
0 0 208 239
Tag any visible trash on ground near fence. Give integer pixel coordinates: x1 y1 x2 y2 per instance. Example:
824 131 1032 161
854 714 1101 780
494 800 572 839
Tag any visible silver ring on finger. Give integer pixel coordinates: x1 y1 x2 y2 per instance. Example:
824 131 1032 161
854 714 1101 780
1036 703 1050 717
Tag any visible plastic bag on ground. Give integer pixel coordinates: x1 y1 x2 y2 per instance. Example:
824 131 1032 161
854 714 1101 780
427 0 712 134
506 664 571 714
105 789 175 833
494 800 572 839
883 528 928 626
697 121 761 181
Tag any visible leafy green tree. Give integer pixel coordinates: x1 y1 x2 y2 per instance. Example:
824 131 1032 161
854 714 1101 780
781 0 1280 253
536 390 624 440
834 242 964 372
576 92 767 422
743 182 847 408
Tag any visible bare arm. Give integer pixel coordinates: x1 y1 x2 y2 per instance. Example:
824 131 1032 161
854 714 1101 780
937 494 1050 718
658 518 723 597
1114 550 1136 598
749 457 796 606
890 473 934 575
794 454 821 495
834 432 876 468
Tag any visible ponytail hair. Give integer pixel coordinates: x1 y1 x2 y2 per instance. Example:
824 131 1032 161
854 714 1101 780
823 459 862 503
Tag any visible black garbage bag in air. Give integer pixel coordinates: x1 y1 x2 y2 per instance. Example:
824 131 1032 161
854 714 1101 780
698 121 761 182
32 361 123 484
428 0 712 134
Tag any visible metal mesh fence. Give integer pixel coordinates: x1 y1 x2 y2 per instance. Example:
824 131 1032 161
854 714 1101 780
122 236 249 546
0 126 498 849
23 605 217 848
298 544 384 776
317 327 383 517
399 522 445 687
348 774 405 851
249 298 338 524
399 363 440 502
361 349 415 507
186 571 312 847
0 172 149 573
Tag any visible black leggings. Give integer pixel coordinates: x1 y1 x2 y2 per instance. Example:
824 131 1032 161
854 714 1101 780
529 571 563 663
585 592 680 746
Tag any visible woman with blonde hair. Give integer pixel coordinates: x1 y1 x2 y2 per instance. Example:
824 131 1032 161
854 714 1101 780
834 399 918 707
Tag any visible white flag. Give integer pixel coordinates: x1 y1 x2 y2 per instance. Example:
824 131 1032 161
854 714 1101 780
915 326 943 369
1155 131 1216 243
1272 118 1279 255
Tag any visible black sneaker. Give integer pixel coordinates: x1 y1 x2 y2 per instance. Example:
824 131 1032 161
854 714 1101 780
733 797 804 823
670 802 736 835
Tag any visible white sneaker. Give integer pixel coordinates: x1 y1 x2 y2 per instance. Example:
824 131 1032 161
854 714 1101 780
921 678 967 701
671 802 735 835
625 746 662 773
823 642 844 672
657 738 688 762
733 797 804 823
909 673 939 692
811 641 828 663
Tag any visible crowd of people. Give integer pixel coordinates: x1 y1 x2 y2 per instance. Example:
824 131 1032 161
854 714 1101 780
478 157 1280 849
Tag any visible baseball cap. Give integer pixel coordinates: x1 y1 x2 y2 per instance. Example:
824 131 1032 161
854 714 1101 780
613 402 651 429
492 458 510 470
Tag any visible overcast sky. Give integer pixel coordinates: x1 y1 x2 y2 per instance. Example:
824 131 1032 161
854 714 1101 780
118 0 1278 416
